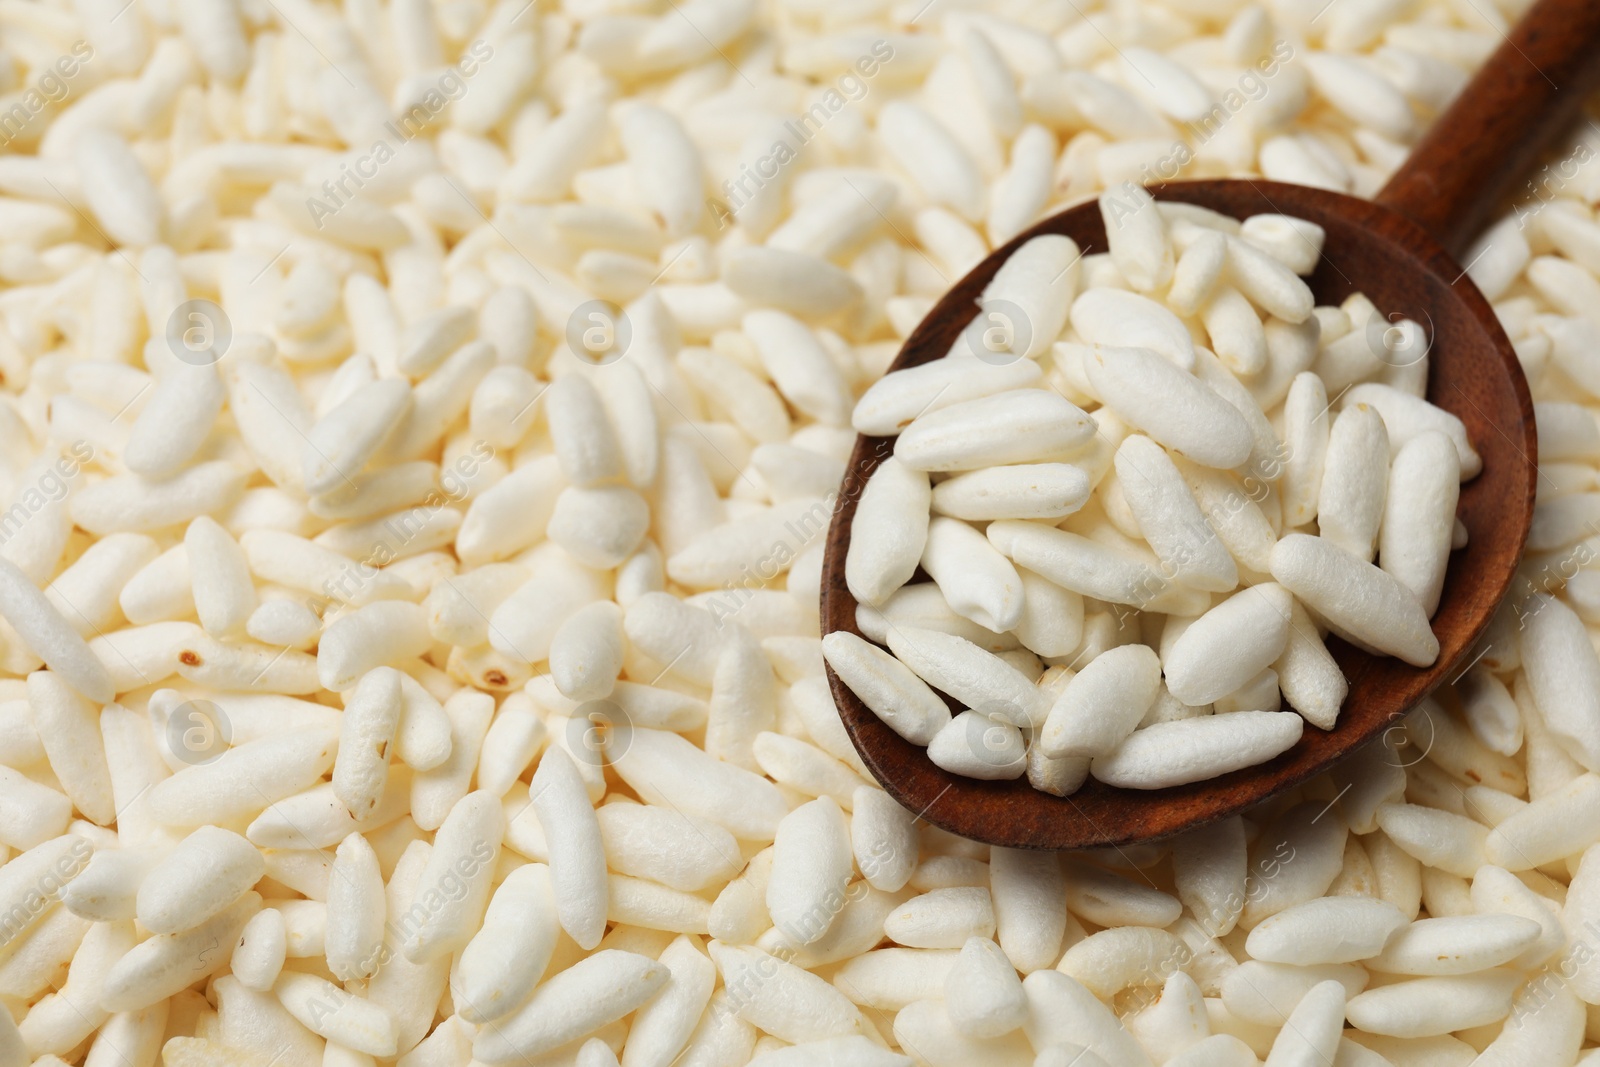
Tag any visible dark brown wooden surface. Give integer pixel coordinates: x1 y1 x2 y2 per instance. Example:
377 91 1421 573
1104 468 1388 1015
1375 0 1600 258
820 181 1537 850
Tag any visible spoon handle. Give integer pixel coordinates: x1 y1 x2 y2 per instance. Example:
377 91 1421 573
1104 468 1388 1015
1374 0 1600 258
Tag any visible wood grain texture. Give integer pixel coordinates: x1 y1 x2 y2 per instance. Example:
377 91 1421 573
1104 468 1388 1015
820 180 1536 850
1375 0 1600 257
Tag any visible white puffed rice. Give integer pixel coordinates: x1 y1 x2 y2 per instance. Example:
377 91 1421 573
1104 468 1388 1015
0 0 1592 1064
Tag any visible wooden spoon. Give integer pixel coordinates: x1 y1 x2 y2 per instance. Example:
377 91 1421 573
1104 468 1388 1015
821 0 1600 850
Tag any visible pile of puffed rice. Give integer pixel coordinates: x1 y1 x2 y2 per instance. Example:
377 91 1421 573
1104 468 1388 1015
833 191 1475 793
2 0 1600 1063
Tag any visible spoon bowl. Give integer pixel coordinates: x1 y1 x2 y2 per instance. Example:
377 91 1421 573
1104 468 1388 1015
821 178 1535 850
